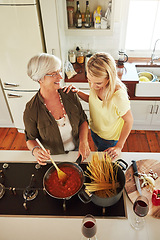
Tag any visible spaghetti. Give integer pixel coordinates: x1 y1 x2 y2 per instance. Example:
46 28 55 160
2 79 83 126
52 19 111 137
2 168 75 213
84 153 119 198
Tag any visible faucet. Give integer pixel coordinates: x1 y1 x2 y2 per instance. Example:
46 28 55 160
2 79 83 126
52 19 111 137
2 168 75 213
150 39 160 64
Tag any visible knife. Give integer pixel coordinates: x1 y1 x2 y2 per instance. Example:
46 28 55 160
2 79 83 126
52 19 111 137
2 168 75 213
131 160 142 195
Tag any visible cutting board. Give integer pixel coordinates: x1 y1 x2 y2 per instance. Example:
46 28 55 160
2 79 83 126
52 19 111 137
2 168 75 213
125 159 160 218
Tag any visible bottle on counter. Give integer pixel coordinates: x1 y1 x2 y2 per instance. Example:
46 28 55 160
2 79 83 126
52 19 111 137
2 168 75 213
84 1 91 28
75 1 82 28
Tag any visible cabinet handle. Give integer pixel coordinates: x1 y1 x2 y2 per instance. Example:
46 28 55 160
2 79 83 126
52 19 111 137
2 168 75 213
7 93 22 98
4 82 19 87
154 105 159 114
150 105 153 114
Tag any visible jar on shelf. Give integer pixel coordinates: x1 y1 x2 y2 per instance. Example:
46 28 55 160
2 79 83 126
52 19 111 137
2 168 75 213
68 50 76 63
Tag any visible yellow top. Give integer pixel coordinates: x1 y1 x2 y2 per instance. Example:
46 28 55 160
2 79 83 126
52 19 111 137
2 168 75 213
89 88 130 140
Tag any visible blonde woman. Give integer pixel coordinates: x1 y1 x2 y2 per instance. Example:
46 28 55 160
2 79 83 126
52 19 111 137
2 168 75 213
23 53 90 165
64 52 133 160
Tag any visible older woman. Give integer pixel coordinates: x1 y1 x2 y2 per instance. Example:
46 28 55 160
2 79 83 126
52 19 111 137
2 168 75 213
23 53 90 165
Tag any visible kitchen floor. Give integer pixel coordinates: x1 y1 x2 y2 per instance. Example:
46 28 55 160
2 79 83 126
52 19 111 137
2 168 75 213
0 128 160 152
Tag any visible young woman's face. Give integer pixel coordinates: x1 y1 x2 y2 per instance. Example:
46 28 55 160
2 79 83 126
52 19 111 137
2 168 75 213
87 71 109 91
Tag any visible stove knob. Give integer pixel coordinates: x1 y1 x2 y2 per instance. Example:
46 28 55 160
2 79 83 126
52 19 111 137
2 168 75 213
35 163 41 170
3 163 9 169
0 183 5 199
0 170 5 184
9 187 17 195
23 201 28 210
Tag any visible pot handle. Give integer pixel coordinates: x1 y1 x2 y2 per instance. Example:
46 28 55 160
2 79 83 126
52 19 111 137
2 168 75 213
78 186 92 204
116 159 128 171
75 155 82 165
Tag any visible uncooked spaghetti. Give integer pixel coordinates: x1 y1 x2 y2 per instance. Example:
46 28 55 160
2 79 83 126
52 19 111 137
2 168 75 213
84 152 120 198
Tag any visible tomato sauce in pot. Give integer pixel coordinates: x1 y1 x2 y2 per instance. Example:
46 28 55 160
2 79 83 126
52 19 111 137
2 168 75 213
45 166 82 198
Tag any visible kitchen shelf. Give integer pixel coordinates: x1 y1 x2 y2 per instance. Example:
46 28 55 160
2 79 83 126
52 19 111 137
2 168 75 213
65 27 113 36
64 0 114 36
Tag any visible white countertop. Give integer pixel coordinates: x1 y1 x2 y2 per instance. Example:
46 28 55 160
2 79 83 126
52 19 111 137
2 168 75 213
0 150 160 240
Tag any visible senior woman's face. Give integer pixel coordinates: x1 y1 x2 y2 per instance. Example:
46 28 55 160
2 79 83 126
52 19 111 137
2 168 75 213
43 69 63 89
87 71 109 91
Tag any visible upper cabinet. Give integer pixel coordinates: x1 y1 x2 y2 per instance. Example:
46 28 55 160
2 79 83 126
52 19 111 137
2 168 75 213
64 0 114 36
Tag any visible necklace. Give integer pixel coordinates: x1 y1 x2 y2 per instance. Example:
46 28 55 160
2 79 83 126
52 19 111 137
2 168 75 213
56 92 66 127
43 92 66 127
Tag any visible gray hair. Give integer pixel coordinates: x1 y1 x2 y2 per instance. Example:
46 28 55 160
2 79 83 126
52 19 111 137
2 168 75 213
27 53 61 82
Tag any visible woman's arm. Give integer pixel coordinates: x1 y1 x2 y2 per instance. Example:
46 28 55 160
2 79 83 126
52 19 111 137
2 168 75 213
63 85 89 102
26 139 50 165
106 109 133 159
78 121 91 161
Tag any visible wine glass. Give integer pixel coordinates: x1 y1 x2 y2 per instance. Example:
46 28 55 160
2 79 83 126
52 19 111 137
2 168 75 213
130 195 149 230
81 214 97 240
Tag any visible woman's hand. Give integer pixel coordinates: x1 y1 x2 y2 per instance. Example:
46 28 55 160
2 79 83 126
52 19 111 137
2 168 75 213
105 145 122 160
78 140 91 162
33 147 51 165
62 84 79 94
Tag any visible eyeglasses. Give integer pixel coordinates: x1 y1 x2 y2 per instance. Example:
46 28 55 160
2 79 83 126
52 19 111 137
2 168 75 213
45 69 62 78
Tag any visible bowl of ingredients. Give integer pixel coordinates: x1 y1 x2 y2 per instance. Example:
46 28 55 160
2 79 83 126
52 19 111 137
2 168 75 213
138 72 157 82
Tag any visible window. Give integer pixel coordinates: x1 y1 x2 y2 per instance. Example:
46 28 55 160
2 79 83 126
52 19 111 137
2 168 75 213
125 0 160 56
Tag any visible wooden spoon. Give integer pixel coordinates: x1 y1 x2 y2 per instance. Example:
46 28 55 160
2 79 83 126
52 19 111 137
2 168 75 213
35 138 68 184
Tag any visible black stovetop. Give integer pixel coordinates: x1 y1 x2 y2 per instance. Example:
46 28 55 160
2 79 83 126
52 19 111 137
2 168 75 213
0 162 126 218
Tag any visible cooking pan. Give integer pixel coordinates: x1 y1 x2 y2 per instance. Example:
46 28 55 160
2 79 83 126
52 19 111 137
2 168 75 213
43 155 84 200
78 159 128 207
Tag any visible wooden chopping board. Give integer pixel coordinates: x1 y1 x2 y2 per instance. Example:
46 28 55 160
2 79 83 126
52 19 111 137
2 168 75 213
125 159 160 218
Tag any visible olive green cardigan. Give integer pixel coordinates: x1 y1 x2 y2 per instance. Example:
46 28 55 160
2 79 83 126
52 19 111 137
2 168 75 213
23 89 88 155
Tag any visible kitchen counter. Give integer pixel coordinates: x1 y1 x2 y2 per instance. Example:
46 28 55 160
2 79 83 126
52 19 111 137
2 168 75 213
0 150 160 240
65 59 160 100
65 62 139 84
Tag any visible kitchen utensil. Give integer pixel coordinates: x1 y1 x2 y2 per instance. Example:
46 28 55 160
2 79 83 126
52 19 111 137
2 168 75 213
79 159 128 207
132 160 142 195
43 155 84 200
125 159 160 218
36 138 68 184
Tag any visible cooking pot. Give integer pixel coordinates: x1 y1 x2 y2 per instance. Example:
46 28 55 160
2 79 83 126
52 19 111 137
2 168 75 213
43 155 84 200
78 159 128 207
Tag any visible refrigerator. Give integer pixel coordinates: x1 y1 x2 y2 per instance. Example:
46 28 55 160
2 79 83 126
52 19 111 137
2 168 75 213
0 0 46 131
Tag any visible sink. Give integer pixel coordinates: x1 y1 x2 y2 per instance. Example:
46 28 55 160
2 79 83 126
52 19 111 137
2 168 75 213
135 65 160 97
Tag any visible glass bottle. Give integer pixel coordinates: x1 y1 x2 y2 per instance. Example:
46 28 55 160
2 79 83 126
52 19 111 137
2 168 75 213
84 1 91 28
75 1 82 28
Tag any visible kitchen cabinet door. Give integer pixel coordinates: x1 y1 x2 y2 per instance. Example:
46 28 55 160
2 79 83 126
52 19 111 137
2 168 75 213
4 90 37 131
0 4 44 91
130 100 160 130
151 101 160 126
130 100 153 130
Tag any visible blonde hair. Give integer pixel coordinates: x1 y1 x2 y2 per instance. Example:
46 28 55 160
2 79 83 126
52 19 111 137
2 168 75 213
27 53 61 82
87 52 127 103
